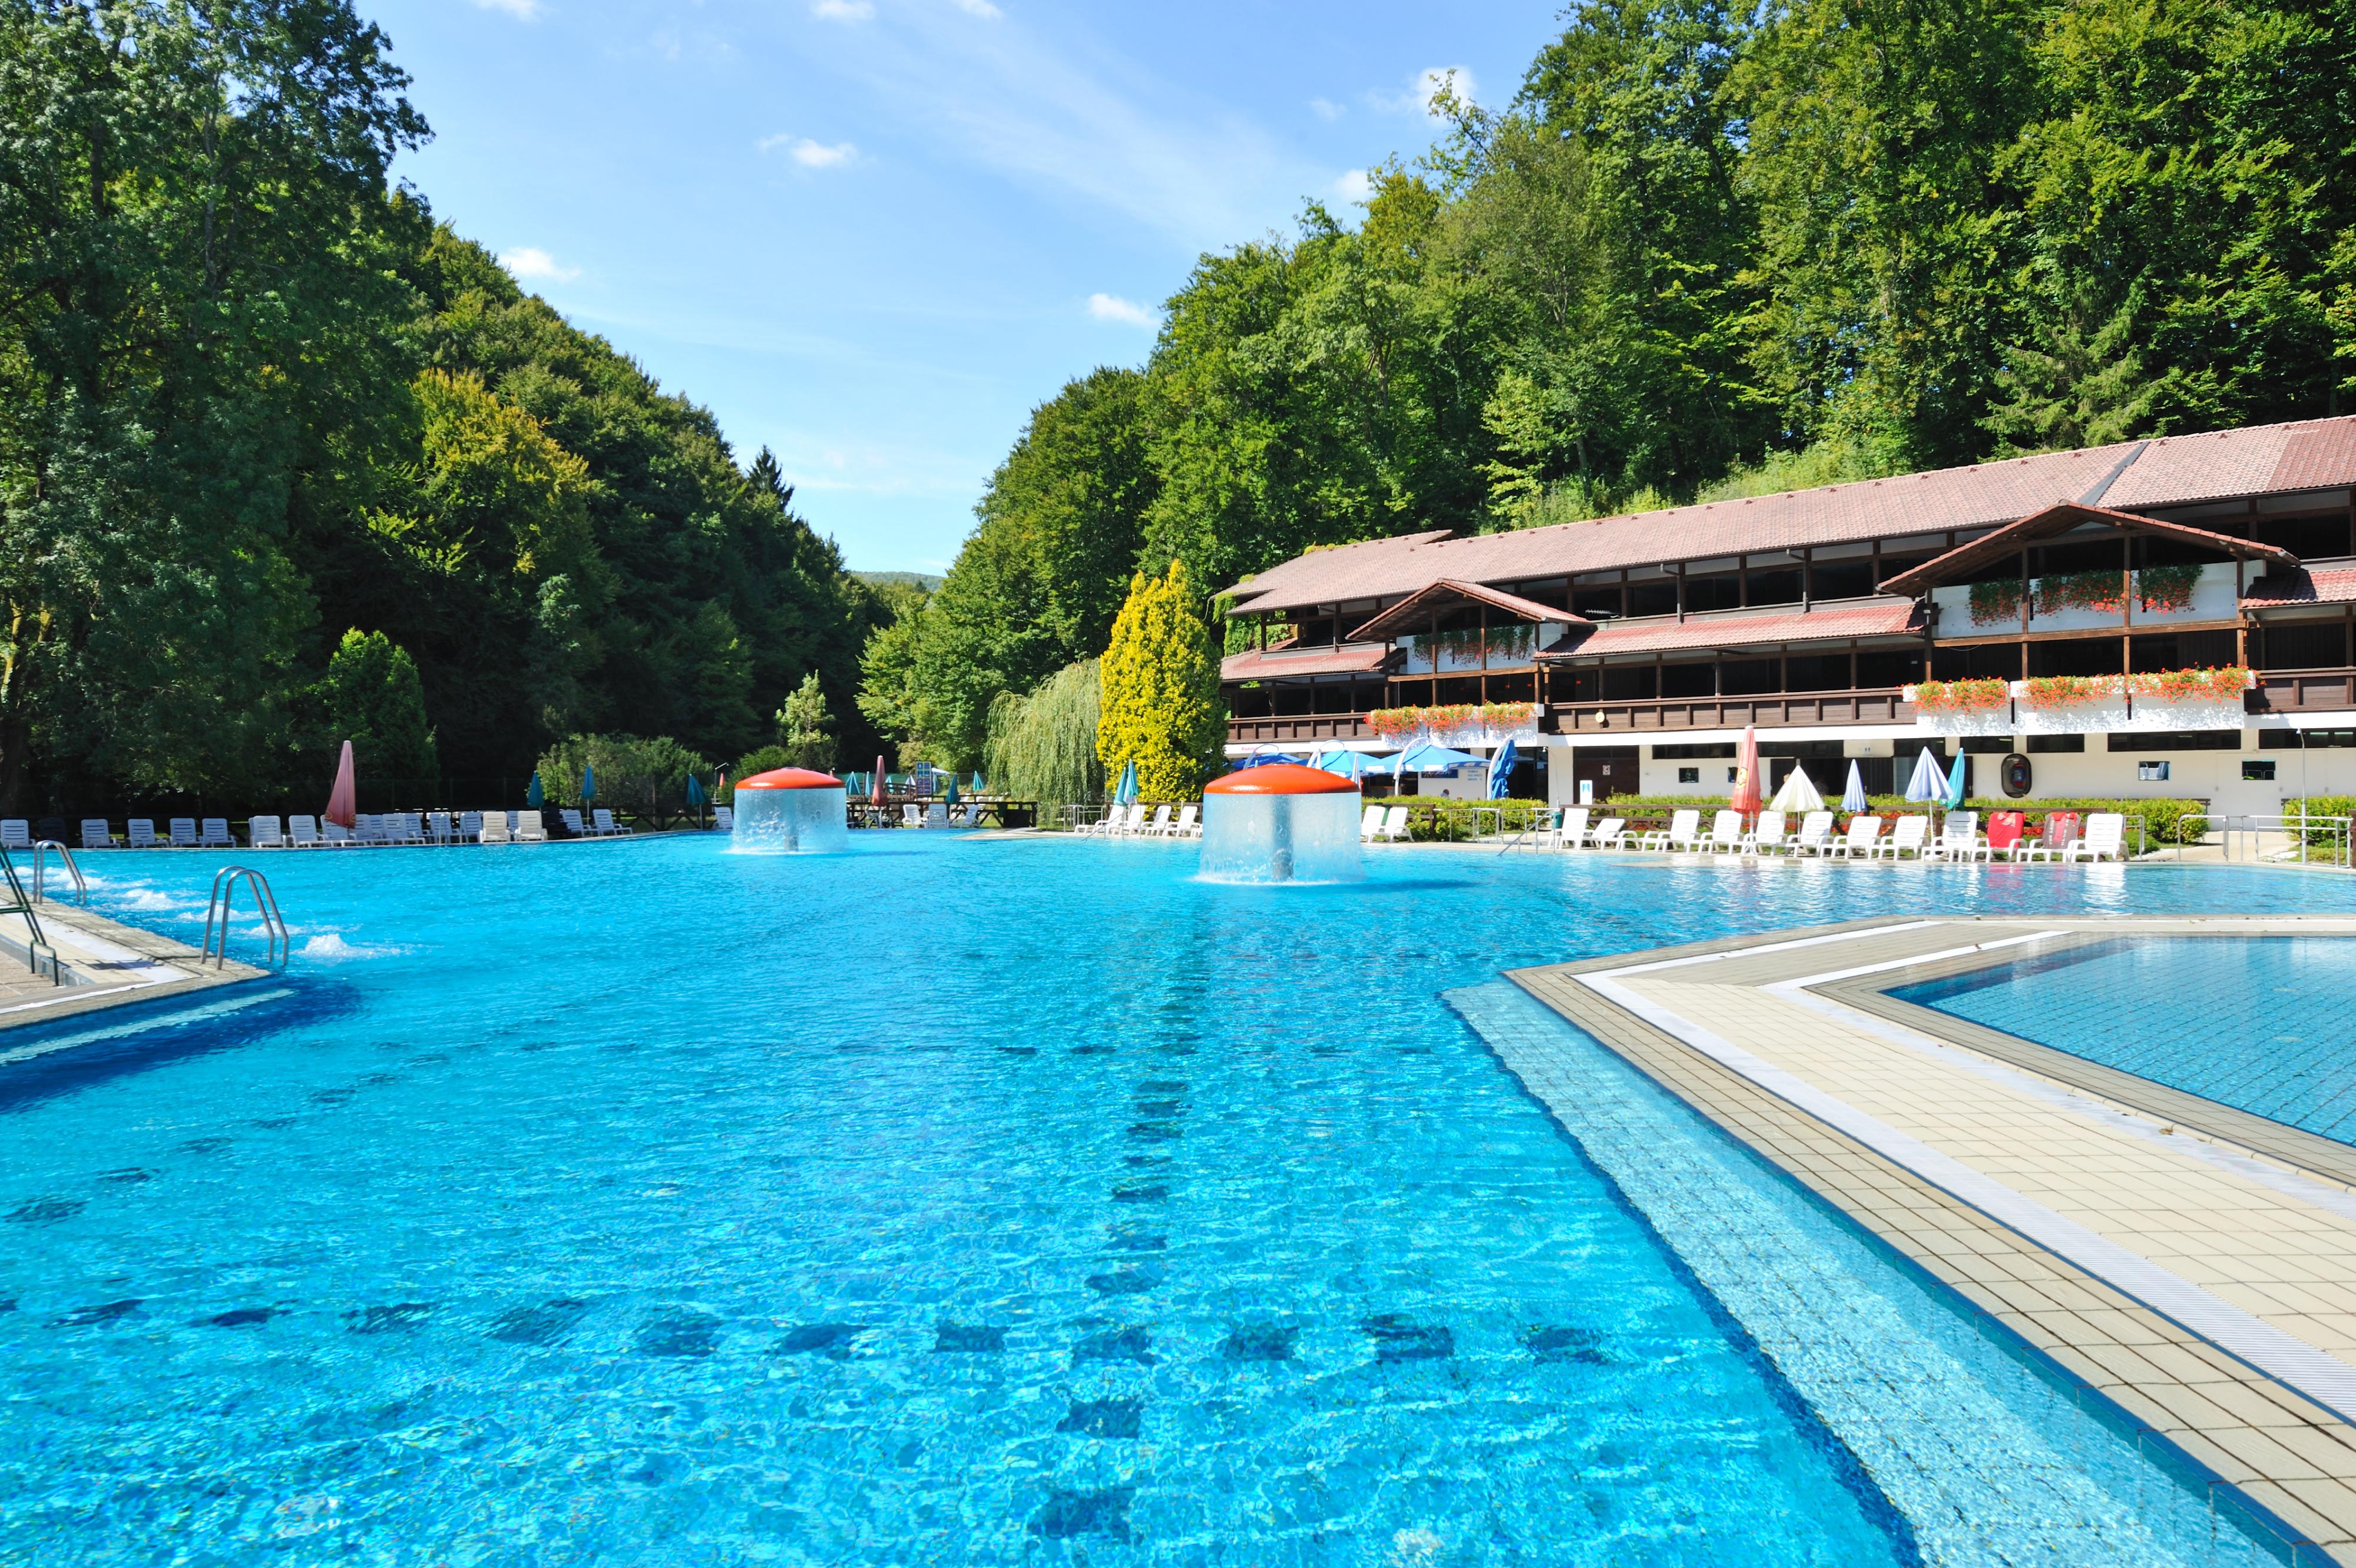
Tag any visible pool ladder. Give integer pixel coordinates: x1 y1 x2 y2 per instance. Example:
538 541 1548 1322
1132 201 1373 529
0 846 58 983
201 866 290 971
29 840 85 905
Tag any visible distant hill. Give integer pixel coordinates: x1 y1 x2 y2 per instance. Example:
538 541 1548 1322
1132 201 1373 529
855 571 943 591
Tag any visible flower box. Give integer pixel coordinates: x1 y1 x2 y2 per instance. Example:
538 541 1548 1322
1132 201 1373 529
2021 674 2125 708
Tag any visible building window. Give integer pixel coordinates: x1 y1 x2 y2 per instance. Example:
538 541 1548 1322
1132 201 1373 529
1685 573 1741 613
1628 578 1679 617
1677 766 1700 783
1727 766 1741 783
1857 650 1925 688
1653 743 1738 759
2257 621 2348 670
1810 558 1876 600
1718 657 1779 695
2138 760 2172 781
1746 566 1804 606
1661 661 1715 698
2106 730 2241 750
1959 735 2015 753
2260 729 2356 749
1785 653 1849 692
1601 665 1659 701
2244 759 2277 780
2026 734 2084 753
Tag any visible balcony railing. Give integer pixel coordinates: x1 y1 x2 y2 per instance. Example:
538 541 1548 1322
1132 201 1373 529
1226 713 1375 746
2248 668 2356 714
1551 687 1916 735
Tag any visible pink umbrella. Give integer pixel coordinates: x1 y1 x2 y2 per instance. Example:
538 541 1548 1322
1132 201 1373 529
324 740 358 829
1729 724 1762 820
871 755 886 808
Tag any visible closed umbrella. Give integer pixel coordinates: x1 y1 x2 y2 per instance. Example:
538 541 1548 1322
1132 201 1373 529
581 764 596 811
1487 737 1519 800
526 771 544 809
1944 750 1969 811
1114 759 1139 806
1768 763 1825 815
323 740 357 830
1729 725 1762 818
1841 760 1868 814
1903 746 1947 809
871 756 886 808
945 775 960 806
685 772 706 826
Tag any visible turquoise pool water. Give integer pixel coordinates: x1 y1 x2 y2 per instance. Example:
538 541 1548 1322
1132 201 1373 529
2 842 2348 1565
1902 935 2356 1143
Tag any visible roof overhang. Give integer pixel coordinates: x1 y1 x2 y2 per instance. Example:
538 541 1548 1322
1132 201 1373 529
1219 641 1397 683
1537 598 1924 660
1877 502 2296 597
1346 578 1586 643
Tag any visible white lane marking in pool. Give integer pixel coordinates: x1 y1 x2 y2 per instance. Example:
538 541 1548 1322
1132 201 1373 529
1580 927 2356 1425
0 987 296 1066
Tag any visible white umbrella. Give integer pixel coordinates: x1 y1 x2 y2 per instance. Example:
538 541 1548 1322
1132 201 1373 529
1841 760 1868 813
1902 745 1947 803
1768 765 1825 815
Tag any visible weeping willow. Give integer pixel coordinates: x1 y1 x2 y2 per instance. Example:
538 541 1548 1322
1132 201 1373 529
985 659 1104 806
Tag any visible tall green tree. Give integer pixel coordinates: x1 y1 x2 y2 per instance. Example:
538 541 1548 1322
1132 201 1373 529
320 628 438 784
1097 561 1220 802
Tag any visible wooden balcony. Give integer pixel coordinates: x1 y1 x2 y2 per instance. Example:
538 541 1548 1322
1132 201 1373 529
1226 713 1375 746
1551 687 1916 735
2248 668 2356 715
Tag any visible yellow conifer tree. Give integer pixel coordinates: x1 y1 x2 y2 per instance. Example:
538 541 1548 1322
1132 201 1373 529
1096 560 1221 800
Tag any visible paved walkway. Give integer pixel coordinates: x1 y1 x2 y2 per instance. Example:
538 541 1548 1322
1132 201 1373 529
1511 916 2356 1564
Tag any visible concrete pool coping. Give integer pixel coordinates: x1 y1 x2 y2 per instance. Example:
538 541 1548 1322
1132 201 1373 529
0 902 266 1047
1508 915 2356 1565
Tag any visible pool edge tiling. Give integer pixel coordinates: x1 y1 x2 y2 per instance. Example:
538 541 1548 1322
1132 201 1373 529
1507 915 2356 1567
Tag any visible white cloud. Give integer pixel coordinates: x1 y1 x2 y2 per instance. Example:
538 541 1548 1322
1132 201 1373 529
812 0 873 19
499 246 581 282
468 0 542 16
1087 293 1157 328
1309 97 1344 122
1372 65 1475 119
949 0 1003 15
1333 168 1373 204
761 135 858 167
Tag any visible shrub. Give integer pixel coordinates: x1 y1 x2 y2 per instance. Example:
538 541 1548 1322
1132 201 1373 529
538 733 713 815
724 745 795 798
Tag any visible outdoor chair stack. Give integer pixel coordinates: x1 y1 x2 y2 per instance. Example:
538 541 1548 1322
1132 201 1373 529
323 822 353 846
428 812 454 844
249 816 284 848
458 811 483 843
560 808 587 835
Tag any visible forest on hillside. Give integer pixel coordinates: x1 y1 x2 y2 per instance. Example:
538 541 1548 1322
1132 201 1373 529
0 0 888 813
865 0 2356 778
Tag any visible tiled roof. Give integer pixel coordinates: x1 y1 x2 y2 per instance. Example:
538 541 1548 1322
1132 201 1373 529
2240 568 2356 609
1346 578 1585 641
1540 599 1922 659
1223 416 2356 617
1876 503 2295 597
1219 641 1395 682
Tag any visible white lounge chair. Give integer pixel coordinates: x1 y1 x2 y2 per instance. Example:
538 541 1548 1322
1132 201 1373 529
80 818 112 849
168 818 197 848
457 811 482 843
289 815 319 848
1875 815 1931 859
592 808 632 836
958 802 983 828
926 802 950 827
902 803 924 828
515 810 547 843
713 806 734 832
1927 810 1988 862
1791 811 1835 855
1379 805 1411 843
479 810 511 845
323 821 353 846
1117 803 1149 838
1360 805 1385 842
1637 808 1699 852
200 817 233 848
1140 804 1173 838
2065 812 2127 862
1669 809 1712 852
1707 809 1746 853
427 811 454 843
1587 815 1630 849
0 820 28 850
354 814 383 845
559 808 585 835
1548 808 1589 850
1164 803 1197 838
127 819 158 848
1832 815 1882 858
249 815 284 848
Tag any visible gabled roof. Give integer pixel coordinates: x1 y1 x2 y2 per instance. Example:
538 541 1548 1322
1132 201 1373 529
1538 599 1923 660
1346 578 1584 643
2240 568 2356 610
1875 503 2297 597
1219 641 1395 682
1216 416 2356 618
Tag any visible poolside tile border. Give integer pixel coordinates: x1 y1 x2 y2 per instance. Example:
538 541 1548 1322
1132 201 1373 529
1508 916 2356 1566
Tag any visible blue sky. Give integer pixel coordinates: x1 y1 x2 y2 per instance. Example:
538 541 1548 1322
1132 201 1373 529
366 0 1566 573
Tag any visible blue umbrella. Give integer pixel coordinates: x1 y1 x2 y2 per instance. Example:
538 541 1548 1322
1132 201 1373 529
526 772 544 808
945 775 960 806
1944 750 1969 811
971 772 985 794
1114 759 1138 806
1487 738 1519 799
684 773 706 808
1841 760 1868 813
1316 749 1395 779
1240 751 1309 769
1902 746 1946 803
1394 742 1484 773
581 763 596 806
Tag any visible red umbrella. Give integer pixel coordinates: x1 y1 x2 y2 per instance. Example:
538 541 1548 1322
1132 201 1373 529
1729 724 1762 820
870 755 886 808
324 739 358 829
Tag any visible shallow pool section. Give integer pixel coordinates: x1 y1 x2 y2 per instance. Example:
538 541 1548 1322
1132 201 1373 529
1899 935 2356 1143
2 843 2351 1563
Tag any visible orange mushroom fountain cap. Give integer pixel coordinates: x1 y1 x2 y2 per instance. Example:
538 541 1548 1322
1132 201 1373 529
736 767 845 790
1204 762 1356 796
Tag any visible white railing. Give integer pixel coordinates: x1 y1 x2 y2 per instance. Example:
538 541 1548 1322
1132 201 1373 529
2146 812 2354 867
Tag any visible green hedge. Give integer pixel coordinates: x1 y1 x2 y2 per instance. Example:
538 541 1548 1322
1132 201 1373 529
1361 796 1554 842
2280 796 2356 851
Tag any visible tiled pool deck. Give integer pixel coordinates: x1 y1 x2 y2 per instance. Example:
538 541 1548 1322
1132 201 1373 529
0 902 265 1054
1506 916 2356 1566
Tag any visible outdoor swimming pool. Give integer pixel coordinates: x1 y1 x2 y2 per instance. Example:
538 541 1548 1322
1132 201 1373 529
1902 935 2356 1145
4 839 2352 1565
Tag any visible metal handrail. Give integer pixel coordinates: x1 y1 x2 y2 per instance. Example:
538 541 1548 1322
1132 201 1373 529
2153 811 2355 868
29 840 85 905
0 846 57 983
201 865 289 970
